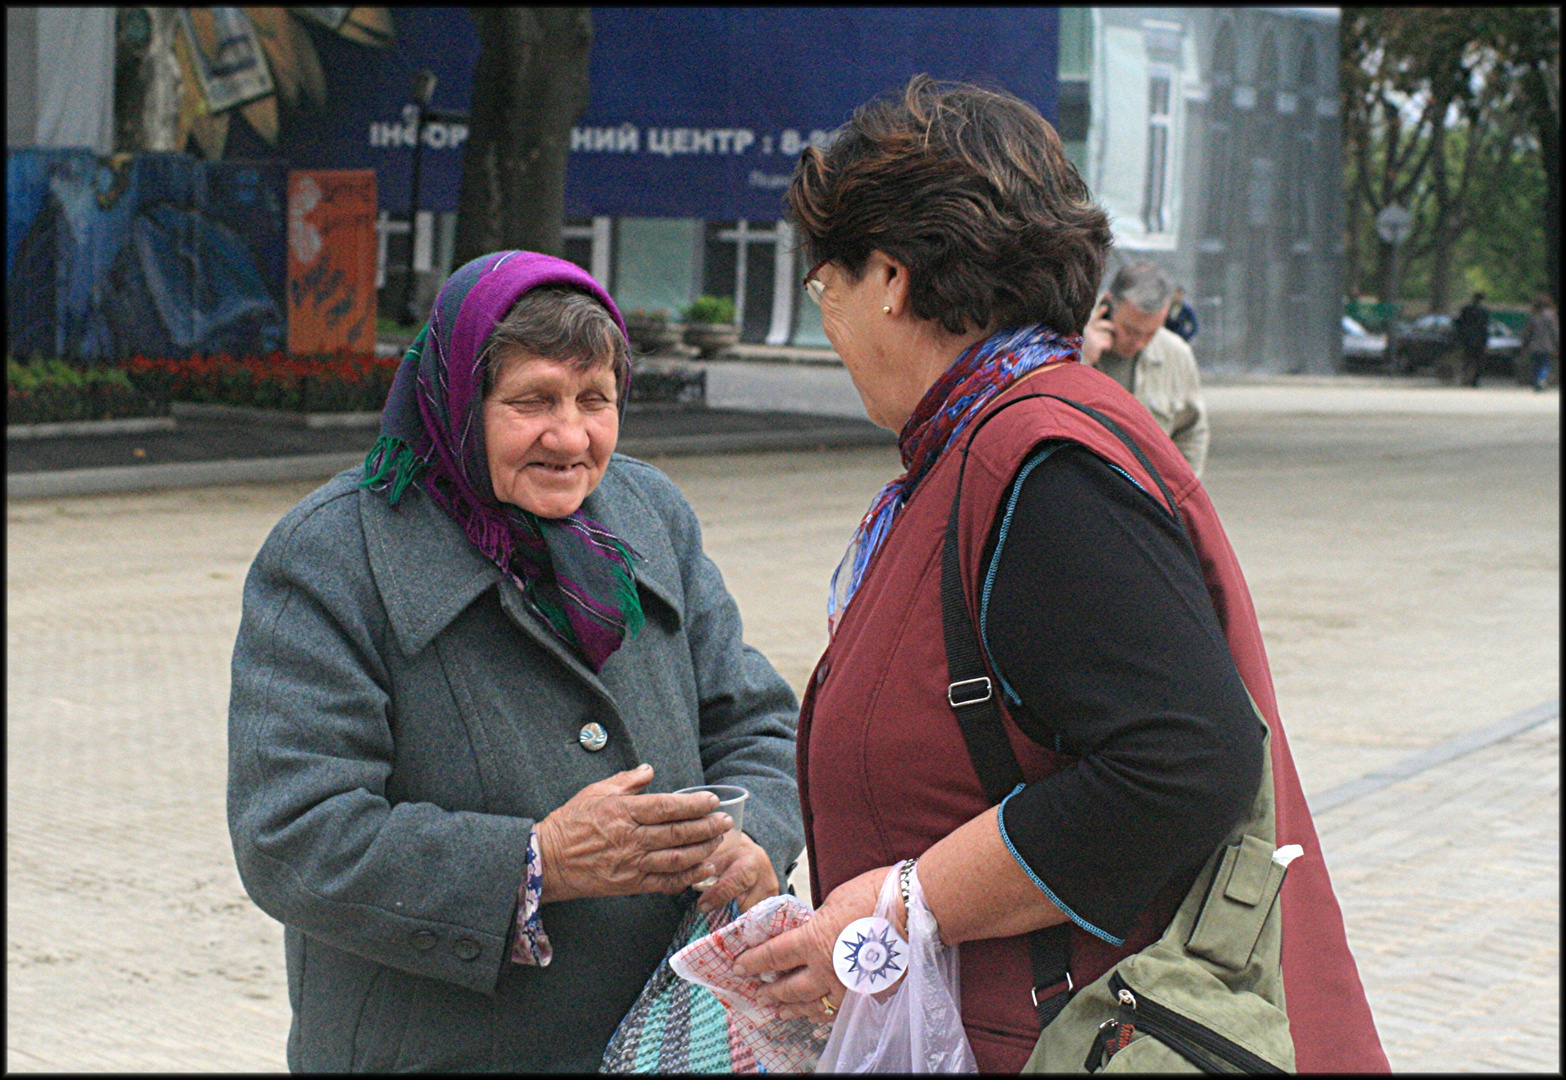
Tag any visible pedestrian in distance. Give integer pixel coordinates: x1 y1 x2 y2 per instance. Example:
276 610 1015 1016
729 75 1388 1073
1520 292 1558 392
1453 291 1490 387
1080 263 1210 477
1163 285 1199 342
227 251 802 1071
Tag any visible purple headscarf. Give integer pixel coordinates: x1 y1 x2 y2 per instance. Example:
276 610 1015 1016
362 251 643 672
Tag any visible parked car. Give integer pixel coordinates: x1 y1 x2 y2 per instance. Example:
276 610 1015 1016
1341 315 1389 371
1386 313 1526 384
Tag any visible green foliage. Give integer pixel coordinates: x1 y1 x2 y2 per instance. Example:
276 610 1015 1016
1342 7 1558 308
683 295 737 326
7 358 157 425
1453 137 1550 304
6 353 402 425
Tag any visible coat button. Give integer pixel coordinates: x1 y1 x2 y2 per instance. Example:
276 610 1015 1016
410 930 437 951
579 722 608 752
454 937 481 961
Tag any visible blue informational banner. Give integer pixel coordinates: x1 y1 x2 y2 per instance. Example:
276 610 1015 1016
223 8 1058 220
566 8 1060 219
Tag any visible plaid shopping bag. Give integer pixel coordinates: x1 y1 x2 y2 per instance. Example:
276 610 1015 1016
601 897 760 1073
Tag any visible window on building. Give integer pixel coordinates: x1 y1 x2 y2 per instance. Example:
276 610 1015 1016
1058 78 1090 173
1297 38 1317 90
1057 10 1093 177
1256 33 1279 110
613 217 701 319
704 220 782 343
1201 20 1236 245
562 217 594 277
791 278 831 348
1142 67 1173 235
1058 8 1093 79
1289 40 1318 250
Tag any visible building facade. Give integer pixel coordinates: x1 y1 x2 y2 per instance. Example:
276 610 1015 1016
565 8 1346 372
1083 8 1344 372
7 8 1343 371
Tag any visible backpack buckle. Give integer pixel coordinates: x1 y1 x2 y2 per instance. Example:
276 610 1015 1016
948 677 993 707
1031 971 1074 1008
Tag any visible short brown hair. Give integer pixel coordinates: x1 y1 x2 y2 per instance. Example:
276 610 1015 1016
787 74 1112 337
481 286 630 404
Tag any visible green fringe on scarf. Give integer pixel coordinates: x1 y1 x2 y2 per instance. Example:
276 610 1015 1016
516 515 646 645
361 434 428 506
609 538 646 640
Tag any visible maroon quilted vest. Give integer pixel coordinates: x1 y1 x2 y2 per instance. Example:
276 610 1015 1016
796 362 1388 1073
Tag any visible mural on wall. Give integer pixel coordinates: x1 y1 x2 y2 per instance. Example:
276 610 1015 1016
6 149 287 362
124 7 395 162
287 170 377 357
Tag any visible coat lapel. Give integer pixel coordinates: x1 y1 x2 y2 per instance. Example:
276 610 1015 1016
360 483 501 659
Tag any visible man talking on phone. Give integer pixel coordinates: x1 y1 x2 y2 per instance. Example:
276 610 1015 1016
1080 263 1210 477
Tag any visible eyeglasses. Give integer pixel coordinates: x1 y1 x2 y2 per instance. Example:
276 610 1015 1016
802 259 828 306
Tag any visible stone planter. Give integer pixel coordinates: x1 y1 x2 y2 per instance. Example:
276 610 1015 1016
624 317 686 354
683 322 741 359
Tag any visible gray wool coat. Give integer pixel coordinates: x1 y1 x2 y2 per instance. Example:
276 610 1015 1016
227 456 803 1073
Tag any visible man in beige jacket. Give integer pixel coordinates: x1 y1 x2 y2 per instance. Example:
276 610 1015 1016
1080 263 1210 477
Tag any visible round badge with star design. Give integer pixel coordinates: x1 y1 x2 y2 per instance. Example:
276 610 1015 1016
832 916 909 993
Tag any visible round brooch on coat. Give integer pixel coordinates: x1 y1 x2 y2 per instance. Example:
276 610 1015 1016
832 916 908 993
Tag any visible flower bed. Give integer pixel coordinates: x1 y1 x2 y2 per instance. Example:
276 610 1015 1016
10 349 699 426
124 353 399 414
7 358 164 426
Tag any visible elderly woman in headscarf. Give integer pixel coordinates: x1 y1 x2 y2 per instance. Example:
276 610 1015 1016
227 251 802 1072
731 77 1388 1073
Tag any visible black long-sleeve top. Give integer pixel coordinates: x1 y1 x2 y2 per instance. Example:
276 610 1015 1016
978 441 1265 943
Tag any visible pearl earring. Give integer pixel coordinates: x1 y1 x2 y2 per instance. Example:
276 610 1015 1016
882 305 892 314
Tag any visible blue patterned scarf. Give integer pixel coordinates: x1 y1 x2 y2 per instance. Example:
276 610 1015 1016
827 324 1080 634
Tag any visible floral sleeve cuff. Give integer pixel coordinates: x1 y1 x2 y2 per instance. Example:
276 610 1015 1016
509 827 553 967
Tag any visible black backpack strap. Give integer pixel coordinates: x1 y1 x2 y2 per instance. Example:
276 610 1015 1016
939 388 1192 1029
940 476 1023 803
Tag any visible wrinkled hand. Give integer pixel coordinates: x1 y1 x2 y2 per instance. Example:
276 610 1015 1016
1081 297 1116 367
730 865 897 1021
695 828 779 915
535 764 729 904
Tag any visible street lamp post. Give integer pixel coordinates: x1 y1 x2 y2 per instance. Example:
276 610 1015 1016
399 69 438 326
1376 202 1414 368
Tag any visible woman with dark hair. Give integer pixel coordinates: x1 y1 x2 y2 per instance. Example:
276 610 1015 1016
732 76 1387 1072
227 251 802 1071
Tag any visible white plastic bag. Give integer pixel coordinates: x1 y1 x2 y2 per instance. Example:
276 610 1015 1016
815 865 977 1073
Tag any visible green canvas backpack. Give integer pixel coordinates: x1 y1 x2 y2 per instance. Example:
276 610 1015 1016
1020 710 1295 1073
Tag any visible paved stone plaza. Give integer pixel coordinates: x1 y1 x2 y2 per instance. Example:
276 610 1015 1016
7 382 1558 1071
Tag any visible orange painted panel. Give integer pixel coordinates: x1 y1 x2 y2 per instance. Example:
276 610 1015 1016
287 170 378 357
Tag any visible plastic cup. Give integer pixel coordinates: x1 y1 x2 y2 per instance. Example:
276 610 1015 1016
674 784 749 887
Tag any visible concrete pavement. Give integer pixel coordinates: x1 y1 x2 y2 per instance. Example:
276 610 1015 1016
7 381 1558 1071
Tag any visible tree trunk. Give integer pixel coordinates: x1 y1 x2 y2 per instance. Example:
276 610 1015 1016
1521 64 1560 301
1426 125 1453 313
112 7 184 153
142 9 184 152
454 8 592 268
